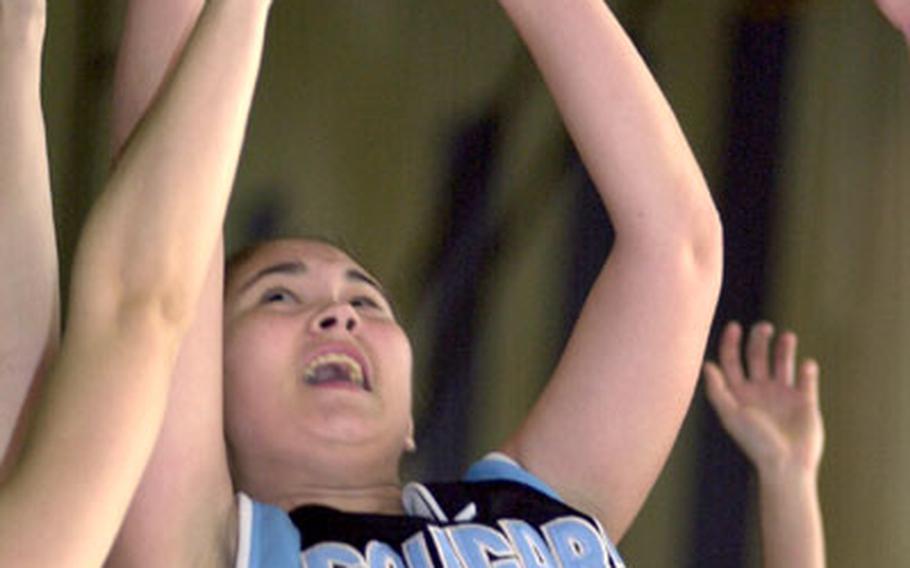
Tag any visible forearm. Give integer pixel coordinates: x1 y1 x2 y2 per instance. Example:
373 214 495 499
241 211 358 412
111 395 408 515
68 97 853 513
72 0 271 328
0 5 59 475
110 0 205 155
758 468 826 568
497 0 719 250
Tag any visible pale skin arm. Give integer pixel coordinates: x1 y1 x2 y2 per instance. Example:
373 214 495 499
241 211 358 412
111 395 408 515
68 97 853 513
105 1 238 566
877 0 910 43
0 0 59 481
497 0 723 541
109 0 204 156
0 1 271 566
704 322 825 568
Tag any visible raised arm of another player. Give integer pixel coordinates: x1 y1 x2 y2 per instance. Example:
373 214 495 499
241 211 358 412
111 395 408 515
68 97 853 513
0 1 271 565
0 0 60 481
704 322 825 568
104 1 240 566
497 0 723 541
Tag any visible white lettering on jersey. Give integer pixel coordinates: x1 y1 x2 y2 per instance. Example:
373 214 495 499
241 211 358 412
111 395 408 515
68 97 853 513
299 516 619 567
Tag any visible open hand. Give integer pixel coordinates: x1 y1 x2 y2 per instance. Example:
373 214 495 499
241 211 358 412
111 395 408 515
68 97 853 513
704 322 824 477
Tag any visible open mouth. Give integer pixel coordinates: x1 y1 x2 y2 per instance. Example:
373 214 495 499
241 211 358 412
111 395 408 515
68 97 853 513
302 352 370 391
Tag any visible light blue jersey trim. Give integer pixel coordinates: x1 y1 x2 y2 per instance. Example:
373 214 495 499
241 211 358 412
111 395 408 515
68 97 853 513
463 452 561 501
238 493 300 568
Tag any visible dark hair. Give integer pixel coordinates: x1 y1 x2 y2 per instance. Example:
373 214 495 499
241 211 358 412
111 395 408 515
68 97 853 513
224 235 364 292
224 240 271 288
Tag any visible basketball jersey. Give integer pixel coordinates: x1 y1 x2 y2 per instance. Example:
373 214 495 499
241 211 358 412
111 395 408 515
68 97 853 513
236 453 626 567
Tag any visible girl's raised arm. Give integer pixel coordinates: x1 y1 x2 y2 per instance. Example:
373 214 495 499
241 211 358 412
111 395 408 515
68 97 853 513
105 1 239 565
498 0 723 541
0 0 59 481
0 1 271 565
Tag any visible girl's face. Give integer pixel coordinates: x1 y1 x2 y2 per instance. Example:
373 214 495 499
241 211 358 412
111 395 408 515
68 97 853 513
223 239 413 485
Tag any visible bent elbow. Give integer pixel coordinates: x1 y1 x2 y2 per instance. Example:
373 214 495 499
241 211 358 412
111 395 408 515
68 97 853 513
688 199 723 287
649 185 724 300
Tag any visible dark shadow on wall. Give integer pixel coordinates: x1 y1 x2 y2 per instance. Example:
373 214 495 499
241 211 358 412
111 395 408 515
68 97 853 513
689 9 797 567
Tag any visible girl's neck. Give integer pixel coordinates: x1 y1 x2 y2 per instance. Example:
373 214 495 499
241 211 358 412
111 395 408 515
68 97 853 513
234 447 405 514
275 482 405 515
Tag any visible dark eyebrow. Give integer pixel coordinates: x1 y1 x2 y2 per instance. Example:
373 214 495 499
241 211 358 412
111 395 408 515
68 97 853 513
346 269 385 296
237 261 386 299
237 261 307 294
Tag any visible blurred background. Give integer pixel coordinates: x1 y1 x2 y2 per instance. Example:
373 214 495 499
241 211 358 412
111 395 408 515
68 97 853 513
39 0 909 565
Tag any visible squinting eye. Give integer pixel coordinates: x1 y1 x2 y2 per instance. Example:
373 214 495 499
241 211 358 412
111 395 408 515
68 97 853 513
350 296 380 309
261 288 298 304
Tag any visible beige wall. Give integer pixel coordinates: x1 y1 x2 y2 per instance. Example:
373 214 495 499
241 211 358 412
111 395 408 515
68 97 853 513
775 0 910 564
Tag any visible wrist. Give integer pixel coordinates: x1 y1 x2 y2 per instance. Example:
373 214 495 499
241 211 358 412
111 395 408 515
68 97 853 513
757 461 819 494
757 463 826 568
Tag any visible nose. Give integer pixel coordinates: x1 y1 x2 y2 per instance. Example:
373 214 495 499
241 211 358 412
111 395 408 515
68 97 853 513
310 302 359 334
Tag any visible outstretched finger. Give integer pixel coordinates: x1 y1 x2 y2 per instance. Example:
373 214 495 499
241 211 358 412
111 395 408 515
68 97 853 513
746 321 774 382
718 321 746 386
773 330 797 386
704 361 741 422
796 358 820 401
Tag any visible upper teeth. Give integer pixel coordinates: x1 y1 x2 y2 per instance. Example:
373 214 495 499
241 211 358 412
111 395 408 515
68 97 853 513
303 353 365 388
